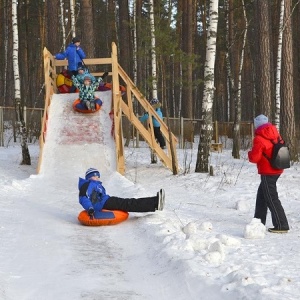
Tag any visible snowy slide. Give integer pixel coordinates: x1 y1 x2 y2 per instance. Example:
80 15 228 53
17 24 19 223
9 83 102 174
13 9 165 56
39 91 117 179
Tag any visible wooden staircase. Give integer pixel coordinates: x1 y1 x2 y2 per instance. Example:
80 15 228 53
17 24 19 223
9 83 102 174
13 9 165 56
40 42 178 175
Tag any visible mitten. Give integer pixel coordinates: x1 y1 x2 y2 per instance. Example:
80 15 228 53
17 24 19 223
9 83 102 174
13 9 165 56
85 100 91 110
90 101 96 111
91 190 99 204
101 71 109 80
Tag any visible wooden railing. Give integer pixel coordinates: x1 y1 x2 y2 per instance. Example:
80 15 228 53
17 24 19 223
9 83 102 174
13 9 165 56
39 42 178 175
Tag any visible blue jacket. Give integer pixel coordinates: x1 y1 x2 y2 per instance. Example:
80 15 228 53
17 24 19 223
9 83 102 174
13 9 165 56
55 43 86 71
78 177 110 211
139 108 163 127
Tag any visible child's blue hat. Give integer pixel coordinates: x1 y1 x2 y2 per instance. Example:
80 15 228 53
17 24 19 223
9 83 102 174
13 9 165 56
85 168 100 180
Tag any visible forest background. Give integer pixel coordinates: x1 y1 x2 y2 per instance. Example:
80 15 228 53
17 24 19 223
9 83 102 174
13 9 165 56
0 0 300 164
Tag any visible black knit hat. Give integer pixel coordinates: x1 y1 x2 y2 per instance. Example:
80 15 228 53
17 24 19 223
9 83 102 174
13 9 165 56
72 37 80 43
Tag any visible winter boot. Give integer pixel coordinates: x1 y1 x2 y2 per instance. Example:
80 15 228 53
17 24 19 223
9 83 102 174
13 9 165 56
268 227 289 233
157 189 165 211
85 100 91 110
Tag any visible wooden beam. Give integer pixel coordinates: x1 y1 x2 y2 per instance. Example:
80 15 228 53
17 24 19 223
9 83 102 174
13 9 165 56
41 45 178 175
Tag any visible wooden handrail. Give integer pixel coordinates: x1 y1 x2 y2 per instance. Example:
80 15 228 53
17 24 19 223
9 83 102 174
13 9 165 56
39 43 178 175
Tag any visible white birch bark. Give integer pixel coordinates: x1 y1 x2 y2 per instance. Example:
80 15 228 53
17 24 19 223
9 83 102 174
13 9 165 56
12 0 20 102
70 0 76 37
3 5 8 105
195 0 219 173
133 0 137 87
60 0 66 49
237 0 247 111
225 0 233 120
149 0 157 99
12 0 31 164
202 0 218 118
275 0 285 130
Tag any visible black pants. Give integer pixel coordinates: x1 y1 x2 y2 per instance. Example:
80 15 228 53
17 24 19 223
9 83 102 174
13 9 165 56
254 175 289 230
154 127 165 148
103 195 159 212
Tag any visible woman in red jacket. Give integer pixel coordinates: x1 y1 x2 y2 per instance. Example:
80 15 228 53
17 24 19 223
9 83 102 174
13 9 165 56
248 114 289 233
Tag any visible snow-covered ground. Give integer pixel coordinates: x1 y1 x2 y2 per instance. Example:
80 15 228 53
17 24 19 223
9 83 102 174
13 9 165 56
1 91 300 299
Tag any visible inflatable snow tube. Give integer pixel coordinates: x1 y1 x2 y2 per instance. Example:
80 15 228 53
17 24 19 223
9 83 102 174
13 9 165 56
98 82 126 95
56 71 77 93
72 98 102 113
78 209 129 226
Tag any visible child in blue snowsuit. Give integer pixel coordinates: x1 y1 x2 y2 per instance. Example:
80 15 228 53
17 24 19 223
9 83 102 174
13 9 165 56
79 168 165 217
54 37 86 75
139 98 166 149
72 74 103 111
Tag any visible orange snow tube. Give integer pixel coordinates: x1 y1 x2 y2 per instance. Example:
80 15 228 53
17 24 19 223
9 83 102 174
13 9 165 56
98 82 126 94
72 98 102 114
78 209 129 226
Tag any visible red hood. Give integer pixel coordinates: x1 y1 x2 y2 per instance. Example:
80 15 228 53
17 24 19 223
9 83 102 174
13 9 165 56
255 123 280 141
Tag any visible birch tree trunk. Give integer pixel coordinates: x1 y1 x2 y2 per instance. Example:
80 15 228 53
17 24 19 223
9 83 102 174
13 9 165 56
275 0 284 130
12 0 31 165
149 0 157 99
133 0 137 88
149 0 158 163
195 0 219 173
59 0 66 49
70 0 76 37
225 0 234 121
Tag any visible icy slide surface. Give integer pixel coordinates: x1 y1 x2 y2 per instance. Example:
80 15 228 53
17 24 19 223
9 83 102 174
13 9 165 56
39 91 116 179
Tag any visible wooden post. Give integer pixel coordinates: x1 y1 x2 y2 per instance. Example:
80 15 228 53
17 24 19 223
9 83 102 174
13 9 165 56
111 42 125 175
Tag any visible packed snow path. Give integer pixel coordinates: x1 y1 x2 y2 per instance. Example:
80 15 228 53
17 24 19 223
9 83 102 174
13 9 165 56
0 91 235 299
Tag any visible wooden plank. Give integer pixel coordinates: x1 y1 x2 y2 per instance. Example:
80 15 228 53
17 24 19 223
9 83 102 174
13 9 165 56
54 57 112 67
41 44 178 175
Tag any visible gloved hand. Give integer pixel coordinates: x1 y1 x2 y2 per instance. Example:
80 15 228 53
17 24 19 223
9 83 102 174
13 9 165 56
90 101 96 111
85 100 91 110
91 190 99 204
101 71 109 80
88 207 94 217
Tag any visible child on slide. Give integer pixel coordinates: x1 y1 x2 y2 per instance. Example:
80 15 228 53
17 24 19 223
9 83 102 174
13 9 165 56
78 168 165 217
72 74 103 111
